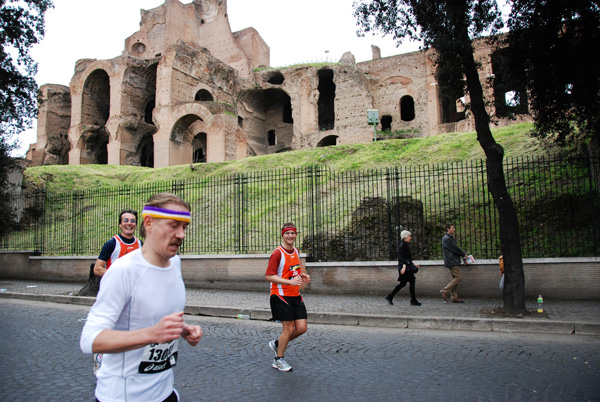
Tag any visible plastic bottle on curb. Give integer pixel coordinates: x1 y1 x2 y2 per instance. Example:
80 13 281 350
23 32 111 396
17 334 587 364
237 314 250 320
537 295 543 313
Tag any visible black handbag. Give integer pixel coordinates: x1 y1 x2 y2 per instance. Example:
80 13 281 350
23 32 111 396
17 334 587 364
408 263 419 273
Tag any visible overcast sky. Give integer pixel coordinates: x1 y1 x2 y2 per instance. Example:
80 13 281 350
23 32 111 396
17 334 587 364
14 0 422 156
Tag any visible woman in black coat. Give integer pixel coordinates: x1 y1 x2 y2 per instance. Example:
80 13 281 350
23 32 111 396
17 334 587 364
385 230 421 306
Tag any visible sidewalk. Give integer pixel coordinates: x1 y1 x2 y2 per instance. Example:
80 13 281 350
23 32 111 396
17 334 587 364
1 279 599 335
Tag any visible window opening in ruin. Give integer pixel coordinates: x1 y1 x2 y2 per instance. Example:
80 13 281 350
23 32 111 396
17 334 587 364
239 88 293 149
195 89 214 102
316 135 338 147
132 42 146 54
238 116 244 128
82 69 110 127
266 72 284 85
381 115 392 131
192 132 207 163
144 99 155 124
95 138 108 165
318 69 335 131
283 100 293 123
439 94 466 124
505 91 520 107
565 83 573 95
268 130 277 146
400 96 415 121
491 48 528 117
139 133 154 168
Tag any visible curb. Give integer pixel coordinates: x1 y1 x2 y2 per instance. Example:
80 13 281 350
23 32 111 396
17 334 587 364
4 292 598 336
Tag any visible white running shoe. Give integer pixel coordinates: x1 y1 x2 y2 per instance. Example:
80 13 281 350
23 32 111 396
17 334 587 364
272 357 292 372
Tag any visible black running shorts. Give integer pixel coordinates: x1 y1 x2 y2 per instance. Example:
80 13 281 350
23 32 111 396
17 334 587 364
270 295 307 322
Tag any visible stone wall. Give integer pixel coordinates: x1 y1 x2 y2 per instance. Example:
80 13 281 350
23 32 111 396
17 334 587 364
2 251 598 300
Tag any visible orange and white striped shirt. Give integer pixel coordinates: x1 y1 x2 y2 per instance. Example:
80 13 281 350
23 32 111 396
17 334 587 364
106 235 142 269
266 246 302 297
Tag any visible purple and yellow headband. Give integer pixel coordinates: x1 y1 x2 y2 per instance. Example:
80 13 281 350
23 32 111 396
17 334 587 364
142 206 191 223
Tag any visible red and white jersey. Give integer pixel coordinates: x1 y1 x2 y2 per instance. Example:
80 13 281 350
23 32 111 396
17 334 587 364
266 246 302 297
106 235 142 269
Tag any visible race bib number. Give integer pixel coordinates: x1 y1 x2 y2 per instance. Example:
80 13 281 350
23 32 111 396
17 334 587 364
138 340 178 374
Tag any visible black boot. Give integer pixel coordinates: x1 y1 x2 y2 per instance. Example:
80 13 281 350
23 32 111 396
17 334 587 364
385 295 393 305
410 299 421 306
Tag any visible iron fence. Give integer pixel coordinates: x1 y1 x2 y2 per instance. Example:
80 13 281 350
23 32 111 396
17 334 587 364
1 154 598 261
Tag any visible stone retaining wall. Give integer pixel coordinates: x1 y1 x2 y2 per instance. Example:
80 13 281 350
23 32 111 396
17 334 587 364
1 251 598 300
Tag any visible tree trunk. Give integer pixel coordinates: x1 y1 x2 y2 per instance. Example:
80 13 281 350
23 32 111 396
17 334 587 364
458 37 527 314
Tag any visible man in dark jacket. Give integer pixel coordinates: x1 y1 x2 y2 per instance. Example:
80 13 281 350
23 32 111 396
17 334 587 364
440 223 467 303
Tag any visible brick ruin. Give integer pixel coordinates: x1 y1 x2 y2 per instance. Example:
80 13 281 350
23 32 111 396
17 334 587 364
26 0 531 168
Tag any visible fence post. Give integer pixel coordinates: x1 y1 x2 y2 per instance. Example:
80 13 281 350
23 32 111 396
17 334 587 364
306 165 321 261
587 152 599 256
37 189 46 255
234 173 248 254
385 168 396 260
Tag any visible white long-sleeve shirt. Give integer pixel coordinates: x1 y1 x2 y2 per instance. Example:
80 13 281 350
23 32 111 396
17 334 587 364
80 249 186 402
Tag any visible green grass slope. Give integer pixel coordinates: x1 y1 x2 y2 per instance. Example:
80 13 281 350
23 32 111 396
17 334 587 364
25 123 556 193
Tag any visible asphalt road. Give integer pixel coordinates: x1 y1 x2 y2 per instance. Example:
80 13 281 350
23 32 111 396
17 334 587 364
0 299 598 401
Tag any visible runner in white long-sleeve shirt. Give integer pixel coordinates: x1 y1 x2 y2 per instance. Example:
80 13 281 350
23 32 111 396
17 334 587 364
80 193 202 402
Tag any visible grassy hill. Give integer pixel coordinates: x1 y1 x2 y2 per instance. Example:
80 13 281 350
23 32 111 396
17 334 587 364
24 123 560 193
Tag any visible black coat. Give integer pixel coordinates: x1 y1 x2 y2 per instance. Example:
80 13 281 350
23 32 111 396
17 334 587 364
397 240 416 281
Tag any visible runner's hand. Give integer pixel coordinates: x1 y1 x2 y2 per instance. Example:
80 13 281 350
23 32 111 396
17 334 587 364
151 312 185 343
182 323 203 347
290 276 303 286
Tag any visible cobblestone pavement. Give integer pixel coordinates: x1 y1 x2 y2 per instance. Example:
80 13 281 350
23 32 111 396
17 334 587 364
1 299 599 401
1 280 599 333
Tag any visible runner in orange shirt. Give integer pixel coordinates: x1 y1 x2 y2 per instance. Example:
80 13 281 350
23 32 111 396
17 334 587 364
94 209 142 277
265 222 311 372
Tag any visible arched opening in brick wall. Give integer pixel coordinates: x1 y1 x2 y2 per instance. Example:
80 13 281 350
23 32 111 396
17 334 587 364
238 88 293 153
171 115 203 144
318 69 335 131
138 132 154 168
80 69 110 164
82 69 110 127
317 135 338 147
400 96 415 121
195 89 214 101
381 115 392 131
192 132 207 163
265 71 284 85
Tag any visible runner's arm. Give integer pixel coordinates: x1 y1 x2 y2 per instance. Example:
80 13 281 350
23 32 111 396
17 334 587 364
90 312 186 354
94 238 116 276
93 259 107 276
265 274 303 286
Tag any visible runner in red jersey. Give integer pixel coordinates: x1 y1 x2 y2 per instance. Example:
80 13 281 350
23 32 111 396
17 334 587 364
94 209 142 277
265 222 310 372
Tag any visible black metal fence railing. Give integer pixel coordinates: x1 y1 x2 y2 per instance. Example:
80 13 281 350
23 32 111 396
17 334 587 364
1 154 598 260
